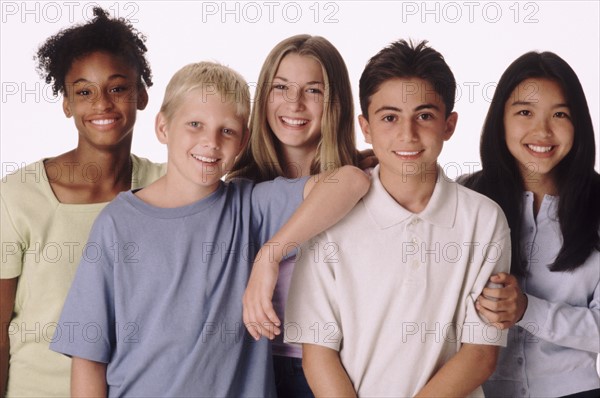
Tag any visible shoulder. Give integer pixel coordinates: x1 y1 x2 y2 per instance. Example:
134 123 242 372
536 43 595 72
455 182 509 231
1 160 54 207
131 154 167 187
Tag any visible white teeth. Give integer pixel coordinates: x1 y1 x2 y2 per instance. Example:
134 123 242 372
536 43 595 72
191 154 218 163
281 117 308 126
527 145 553 153
395 151 420 156
91 119 115 125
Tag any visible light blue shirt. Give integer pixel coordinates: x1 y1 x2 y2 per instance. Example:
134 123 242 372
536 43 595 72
50 177 307 397
484 193 600 397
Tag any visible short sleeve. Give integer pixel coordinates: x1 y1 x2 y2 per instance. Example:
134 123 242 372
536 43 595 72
284 234 342 351
250 176 309 244
49 211 117 363
461 220 511 347
1 194 24 279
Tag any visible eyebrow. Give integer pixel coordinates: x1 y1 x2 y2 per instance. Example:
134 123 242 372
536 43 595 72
374 103 441 114
71 74 131 85
272 76 324 85
509 100 570 107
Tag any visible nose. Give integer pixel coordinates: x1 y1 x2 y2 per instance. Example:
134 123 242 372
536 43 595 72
397 118 418 142
533 117 553 137
91 89 114 112
201 129 221 150
285 84 306 111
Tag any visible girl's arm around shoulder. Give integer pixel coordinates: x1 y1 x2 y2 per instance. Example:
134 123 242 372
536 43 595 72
243 166 370 340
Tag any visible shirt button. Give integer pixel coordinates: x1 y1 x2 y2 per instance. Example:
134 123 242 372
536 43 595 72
529 227 534 232
411 260 419 270
412 237 418 244
517 357 524 365
520 388 527 395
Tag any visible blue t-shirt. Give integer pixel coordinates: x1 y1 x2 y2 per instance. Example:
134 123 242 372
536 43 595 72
50 177 307 397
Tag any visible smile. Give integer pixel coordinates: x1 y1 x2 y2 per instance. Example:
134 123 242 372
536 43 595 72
394 150 422 156
90 119 117 125
281 117 308 126
191 154 218 163
526 144 554 153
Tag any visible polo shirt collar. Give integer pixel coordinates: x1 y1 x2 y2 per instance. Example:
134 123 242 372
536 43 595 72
364 165 457 229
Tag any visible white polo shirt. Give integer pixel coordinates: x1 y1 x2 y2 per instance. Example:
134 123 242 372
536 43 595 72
285 165 510 397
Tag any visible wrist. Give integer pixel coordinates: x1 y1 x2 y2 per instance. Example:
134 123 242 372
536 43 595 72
516 293 528 323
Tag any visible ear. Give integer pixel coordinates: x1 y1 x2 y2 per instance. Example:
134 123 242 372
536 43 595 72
443 112 458 141
62 96 72 118
155 112 169 145
358 114 372 144
137 86 149 111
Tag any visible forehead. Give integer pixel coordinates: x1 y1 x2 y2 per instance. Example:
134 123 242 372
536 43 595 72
368 77 446 111
507 78 567 104
174 89 243 121
66 51 137 82
275 53 323 82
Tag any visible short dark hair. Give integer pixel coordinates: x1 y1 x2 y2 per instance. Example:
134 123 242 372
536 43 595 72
462 51 599 273
35 7 153 96
359 39 456 118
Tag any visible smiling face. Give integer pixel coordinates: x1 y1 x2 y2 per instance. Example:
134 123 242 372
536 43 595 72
266 53 325 156
156 89 247 196
62 51 147 150
359 77 457 184
504 78 574 186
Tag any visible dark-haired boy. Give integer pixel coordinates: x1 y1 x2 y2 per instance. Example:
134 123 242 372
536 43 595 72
285 40 511 397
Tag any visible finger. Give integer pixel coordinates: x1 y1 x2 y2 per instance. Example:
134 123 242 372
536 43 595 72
476 300 502 323
262 300 281 327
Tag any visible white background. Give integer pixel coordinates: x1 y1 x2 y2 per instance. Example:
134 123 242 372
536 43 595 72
1 0 599 177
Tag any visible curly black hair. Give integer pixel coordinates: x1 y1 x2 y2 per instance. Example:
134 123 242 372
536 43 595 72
35 7 153 96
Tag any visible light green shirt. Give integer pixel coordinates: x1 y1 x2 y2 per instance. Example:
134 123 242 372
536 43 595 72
1 155 165 397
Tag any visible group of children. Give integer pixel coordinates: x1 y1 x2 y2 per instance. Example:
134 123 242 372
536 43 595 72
1 7 598 398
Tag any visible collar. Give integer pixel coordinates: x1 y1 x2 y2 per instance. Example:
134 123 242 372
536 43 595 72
363 165 457 229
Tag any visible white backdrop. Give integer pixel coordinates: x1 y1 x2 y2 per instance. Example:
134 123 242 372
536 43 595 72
2 0 599 177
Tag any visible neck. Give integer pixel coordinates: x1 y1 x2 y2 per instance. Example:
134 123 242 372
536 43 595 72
279 146 317 178
379 165 438 213
147 173 220 208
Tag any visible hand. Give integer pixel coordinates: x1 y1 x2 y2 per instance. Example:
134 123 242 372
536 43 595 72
476 272 528 329
242 246 282 340
357 148 378 170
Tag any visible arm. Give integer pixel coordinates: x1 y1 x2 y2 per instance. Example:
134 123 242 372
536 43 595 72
303 343 356 398
71 357 107 397
243 166 369 340
415 343 498 398
516 279 599 353
0 278 17 397
476 272 528 329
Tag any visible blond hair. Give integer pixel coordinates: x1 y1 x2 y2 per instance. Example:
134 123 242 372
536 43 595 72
228 35 357 181
160 61 250 126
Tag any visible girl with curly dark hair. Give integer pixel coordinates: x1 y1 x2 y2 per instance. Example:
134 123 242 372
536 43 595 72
0 8 163 396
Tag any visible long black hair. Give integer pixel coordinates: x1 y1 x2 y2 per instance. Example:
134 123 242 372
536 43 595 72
462 51 600 274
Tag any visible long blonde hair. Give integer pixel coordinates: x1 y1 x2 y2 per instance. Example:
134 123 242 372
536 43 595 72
228 34 357 181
